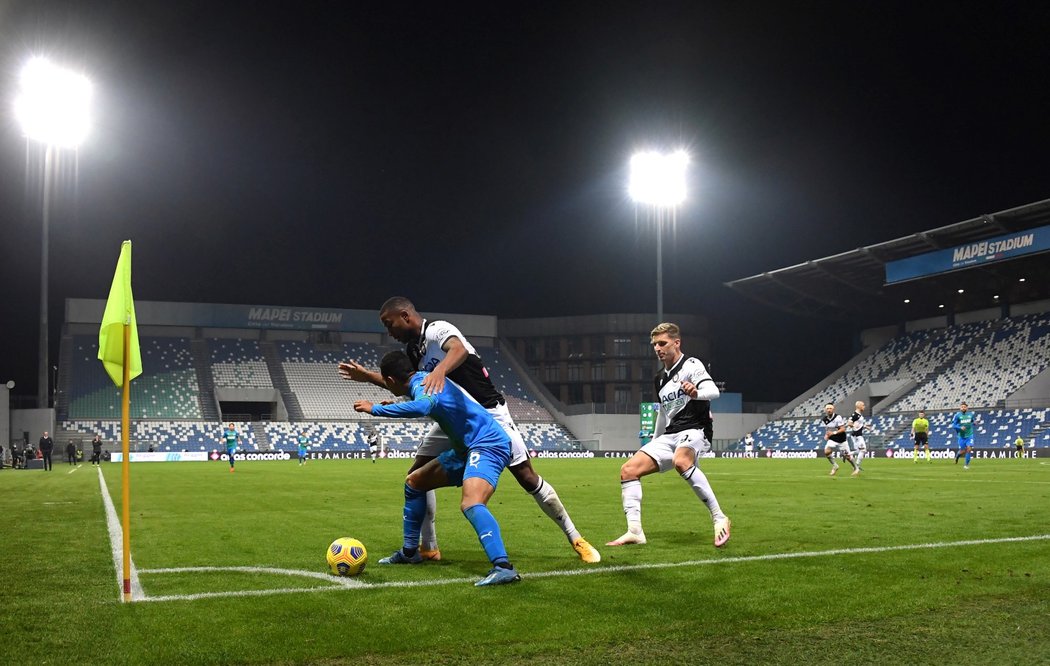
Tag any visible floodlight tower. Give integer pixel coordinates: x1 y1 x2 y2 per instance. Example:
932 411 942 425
628 149 689 324
14 57 92 409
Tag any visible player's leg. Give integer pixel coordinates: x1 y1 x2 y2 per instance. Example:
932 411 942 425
853 438 865 470
492 404 599 562
824 444 839 475
964 443 972 468
461 448 521 587
924 442 931 462
607 442 664 546
380 456 451 564
913 441 919 462
671 432 730 547
413 425 451 559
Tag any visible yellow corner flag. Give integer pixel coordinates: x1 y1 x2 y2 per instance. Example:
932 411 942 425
98 241 142 386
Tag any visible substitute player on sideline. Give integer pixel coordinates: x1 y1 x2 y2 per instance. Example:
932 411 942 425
823 404 859 477
354 351 520 587
339 297 599 563
607 322 731 548
847 401 868 471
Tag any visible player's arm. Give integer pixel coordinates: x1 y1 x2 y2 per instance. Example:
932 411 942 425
360 394 437 419
421 336 469 395
338 360 386 389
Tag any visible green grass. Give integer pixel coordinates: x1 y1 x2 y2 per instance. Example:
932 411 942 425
1 456 1047 665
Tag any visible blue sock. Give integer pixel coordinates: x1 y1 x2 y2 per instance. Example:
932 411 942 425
402 484 426 552
965 452 971 465
462 503 509 566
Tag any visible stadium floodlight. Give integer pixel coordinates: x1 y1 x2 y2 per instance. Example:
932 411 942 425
13 56 92 408
628 148 690 324
903 299 910 304
628 150 689 206
14 57 92 148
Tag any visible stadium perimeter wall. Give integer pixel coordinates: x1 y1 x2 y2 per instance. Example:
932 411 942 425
9 409 53 447
564 412 769 451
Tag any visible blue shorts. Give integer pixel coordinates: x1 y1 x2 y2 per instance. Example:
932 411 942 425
436 444 509 490
958 436 973 449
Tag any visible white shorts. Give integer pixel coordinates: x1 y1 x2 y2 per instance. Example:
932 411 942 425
824 439 850 455
368 445 378 455
849 435 867 451
640 429 710 473
416 400 528 466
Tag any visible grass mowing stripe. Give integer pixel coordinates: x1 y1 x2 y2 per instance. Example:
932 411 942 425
96 465 145 601
132 532 1050 603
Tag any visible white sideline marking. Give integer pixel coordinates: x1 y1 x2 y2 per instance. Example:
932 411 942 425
68 464 82 475
97 467 145 601
134 533 1050 603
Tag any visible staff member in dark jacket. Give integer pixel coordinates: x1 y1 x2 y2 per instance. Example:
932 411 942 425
39 432 54 471
91 435 103 466
66 442 77 466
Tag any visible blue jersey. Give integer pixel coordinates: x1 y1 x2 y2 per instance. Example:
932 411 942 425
297 436 308 456
223 429 237 450
951 411 975 439
370 373 510 456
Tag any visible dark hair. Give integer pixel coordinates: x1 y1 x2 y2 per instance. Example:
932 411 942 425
380 350 415 382
379 296 415 315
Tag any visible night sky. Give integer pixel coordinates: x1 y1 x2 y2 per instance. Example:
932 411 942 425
1 1 1049 404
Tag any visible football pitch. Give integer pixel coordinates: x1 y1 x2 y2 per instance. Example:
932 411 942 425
1 456 1047 665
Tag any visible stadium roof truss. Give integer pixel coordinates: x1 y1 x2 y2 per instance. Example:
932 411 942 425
725 198 1050 322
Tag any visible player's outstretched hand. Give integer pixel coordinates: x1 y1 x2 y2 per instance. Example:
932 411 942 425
353 400 374 413
338 361 370 382
422 370 446 395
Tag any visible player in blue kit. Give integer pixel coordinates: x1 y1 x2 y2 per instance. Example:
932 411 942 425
297 431 309 466
353 350 520 587
951 402 976 469
222 423 238 473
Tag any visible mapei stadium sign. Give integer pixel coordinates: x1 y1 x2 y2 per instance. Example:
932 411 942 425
884 224 1050 284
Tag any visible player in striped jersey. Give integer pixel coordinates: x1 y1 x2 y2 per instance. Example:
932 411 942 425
823 404 859 477
847 401 868 472
607 322 731 549
339 297 599 563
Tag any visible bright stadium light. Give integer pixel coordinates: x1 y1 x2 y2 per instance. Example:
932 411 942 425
629 150 689 206
13 56 93 408
14 57 92 148
628 148 690 323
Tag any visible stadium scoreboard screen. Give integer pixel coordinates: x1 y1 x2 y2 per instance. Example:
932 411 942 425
639 402 659 445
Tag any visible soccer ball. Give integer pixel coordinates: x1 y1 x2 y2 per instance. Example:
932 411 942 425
326 537 367 576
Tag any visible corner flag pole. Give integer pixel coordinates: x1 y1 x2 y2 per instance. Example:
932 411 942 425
121 318 131 602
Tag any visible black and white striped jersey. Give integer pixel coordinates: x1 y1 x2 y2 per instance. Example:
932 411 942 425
822 413 848 443
848 411 866 437
405 319 504 409
653 355 719 436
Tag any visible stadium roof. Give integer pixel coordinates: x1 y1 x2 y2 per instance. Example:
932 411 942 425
725 198 1050 323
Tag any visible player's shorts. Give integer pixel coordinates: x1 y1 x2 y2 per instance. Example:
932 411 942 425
1016 442 1024 450
639 429 710 473
849 435 867 451
298 451 306 459
368 445 378 455
824 439 849 454
914 432 928 446
435 443 510 489
958 435 974 449
744 444 754 455
417 401 528 466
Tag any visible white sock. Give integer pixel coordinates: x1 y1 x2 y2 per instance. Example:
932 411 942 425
620 479 643 534
856 450 866 467
530 476 581 543
681 465 725 521
420 490 438 550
